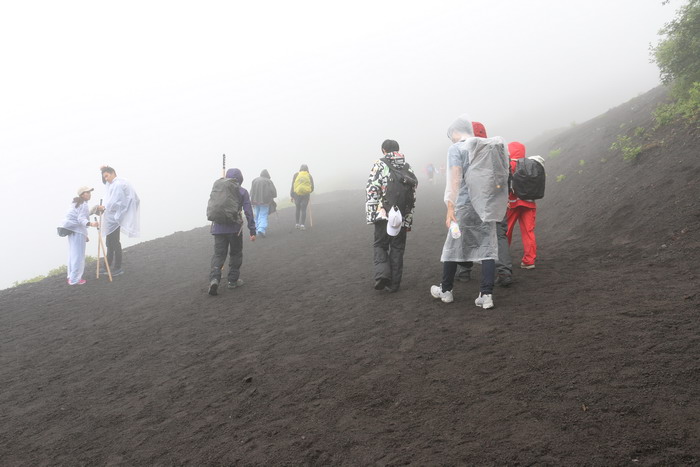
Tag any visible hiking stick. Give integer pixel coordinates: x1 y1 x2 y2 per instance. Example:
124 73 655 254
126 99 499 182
98 232 113 282
222 153 226 178
308 202 313 228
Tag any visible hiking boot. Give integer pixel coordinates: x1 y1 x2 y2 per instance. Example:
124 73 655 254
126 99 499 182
227 279 244 289
69 279 87 285
475 293 494 309
257 231 266 238
495 274 513 287
430 285 454 303
111 268 124 276
520 262 535 269
208 279 219 296
374 277 391 290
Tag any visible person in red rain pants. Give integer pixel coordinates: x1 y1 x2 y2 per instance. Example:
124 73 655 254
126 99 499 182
506 142 537 269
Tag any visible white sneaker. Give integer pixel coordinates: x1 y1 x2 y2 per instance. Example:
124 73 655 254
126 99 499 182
475 293 494 309
430 285 454 303
295 224 300 229
299 224 306 231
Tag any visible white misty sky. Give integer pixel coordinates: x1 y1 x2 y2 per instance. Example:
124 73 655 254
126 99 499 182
0 0 679 289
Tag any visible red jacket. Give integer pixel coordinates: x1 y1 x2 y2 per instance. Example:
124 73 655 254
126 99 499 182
508 142 536 209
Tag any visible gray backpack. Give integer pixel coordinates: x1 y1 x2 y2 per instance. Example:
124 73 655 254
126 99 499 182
206 178 242 224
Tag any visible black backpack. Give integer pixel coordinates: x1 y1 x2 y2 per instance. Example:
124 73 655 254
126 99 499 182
381 158 418 217
207 178 243 224
511 157 546 200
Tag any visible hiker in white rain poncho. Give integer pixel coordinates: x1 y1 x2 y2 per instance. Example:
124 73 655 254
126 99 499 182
430 114 510 310
99 166 140 276
58 186 100 285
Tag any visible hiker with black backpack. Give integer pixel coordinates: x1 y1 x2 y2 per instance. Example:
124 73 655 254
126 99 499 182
506 142 545 270
207 168 256 296
366 139 418 293
290 164 314 231
430 115 510 310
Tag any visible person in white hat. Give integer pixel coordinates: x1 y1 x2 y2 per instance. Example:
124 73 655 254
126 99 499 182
365 139 418 292
58 186 100 285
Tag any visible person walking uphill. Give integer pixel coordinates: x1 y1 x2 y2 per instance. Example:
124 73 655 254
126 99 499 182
506 142 538 269
366 139 418 293
207 168 256 296
58 186 100 285
456 121 514 287
430 114 509 309
250 169 277 238
99 166 140 276
290 164 314 230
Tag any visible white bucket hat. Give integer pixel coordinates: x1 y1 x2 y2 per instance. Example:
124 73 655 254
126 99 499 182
387 207 403 236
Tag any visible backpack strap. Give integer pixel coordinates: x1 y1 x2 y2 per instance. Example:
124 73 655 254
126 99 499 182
380 158 417 186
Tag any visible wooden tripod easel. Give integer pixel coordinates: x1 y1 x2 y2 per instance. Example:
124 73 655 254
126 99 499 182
96 200 113 282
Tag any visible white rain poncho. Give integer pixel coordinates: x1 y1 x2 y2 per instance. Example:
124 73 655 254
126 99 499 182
103 177 140 237
443 114 473 207
60 201 92 284
440 135 508 263
464 136 509 222
60 201 90 237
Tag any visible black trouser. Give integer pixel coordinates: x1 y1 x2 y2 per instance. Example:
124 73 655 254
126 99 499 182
295 195 310 225
373 221 407 291
106 227 122 270
442 259 495 295
210 233 243 283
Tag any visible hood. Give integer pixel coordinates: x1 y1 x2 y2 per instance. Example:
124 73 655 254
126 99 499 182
226 168 243 183
508 142 526 160
472 121 487 138
447 114 473 141
260 169 270 179
383 151 406 168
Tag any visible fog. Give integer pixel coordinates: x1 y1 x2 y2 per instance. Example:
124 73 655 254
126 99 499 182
0 0 679 289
